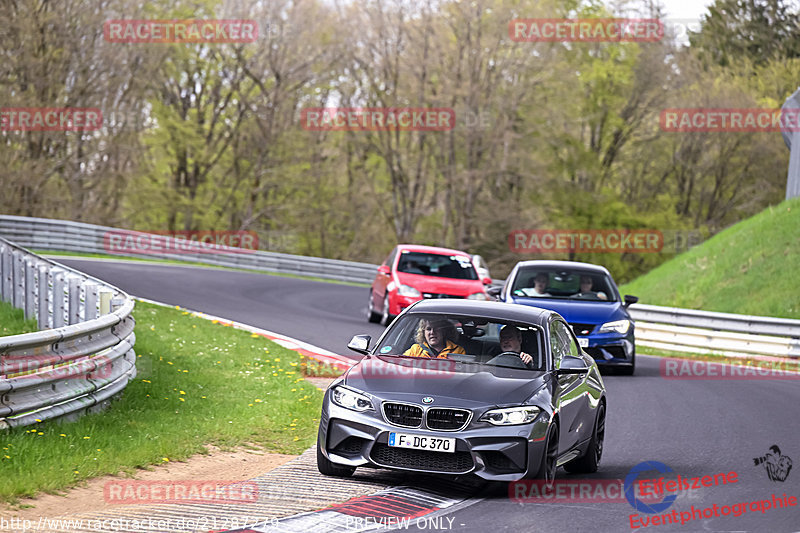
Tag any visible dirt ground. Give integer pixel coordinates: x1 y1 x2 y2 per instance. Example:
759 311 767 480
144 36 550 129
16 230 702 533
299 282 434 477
0 446 297 521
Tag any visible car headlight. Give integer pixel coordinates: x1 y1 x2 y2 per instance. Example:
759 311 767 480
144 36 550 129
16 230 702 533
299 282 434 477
331 386 374 412
599 319 631 334
480 406 540 426
397 284 421 297
467 292 489 300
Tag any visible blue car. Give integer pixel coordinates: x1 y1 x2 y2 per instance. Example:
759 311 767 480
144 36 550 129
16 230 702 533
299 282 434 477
490 260 638 375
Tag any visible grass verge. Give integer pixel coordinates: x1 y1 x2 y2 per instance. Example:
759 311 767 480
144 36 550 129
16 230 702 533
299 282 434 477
620 197 800 318
0 301 323 505
0 301 39 337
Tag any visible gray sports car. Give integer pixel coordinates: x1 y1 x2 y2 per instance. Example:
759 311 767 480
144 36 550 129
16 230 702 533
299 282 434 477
317 299 606 484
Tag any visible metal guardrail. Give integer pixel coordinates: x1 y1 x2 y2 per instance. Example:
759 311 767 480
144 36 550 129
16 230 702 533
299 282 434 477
2 215 799 360
629 304 800 359
0 215 377 284
0 236 136 429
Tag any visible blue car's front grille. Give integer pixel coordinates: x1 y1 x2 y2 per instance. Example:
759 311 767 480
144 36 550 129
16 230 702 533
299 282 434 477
570 323 595 336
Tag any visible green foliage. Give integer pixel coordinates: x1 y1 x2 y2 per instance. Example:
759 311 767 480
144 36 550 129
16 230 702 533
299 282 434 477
690 0 800 68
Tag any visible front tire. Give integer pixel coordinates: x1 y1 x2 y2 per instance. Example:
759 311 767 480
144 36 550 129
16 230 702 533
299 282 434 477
367 291 381 323
380 294 394 326
563 402 605 474
317 439 356 477
531 423 559 487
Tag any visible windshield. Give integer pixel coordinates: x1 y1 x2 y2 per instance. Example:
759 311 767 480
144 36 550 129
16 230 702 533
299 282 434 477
396 251 478 280
375 313 545 371
510 268 618 302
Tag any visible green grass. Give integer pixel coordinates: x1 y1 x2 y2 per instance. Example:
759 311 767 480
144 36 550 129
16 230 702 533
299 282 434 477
620 197 800 319
0 301 39 337
37 250 370 287
0 301 323 505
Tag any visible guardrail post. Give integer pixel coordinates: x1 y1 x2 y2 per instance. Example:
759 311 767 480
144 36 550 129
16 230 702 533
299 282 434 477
12 251 24 308
1 246 11 303
68 277 81 325
111 297 125 312
38 265 50 329
85 283 98 320
24 260 36 320
99 290 112 315
0 244 5 302
52 272 65 328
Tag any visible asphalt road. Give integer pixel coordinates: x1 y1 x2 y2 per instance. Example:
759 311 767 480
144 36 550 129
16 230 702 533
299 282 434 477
59 258 800 532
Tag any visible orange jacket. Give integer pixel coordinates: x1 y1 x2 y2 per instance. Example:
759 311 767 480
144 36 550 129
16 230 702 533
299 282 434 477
404 340 465 359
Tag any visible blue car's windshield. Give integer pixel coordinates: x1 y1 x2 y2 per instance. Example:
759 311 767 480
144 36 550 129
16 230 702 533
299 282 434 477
375 313 544 371
510 268 618 302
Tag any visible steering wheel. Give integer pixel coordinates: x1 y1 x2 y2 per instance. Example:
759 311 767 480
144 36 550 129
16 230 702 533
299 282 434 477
486 352 533 369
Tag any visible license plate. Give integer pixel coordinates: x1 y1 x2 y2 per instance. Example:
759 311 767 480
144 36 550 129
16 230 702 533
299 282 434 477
578 337 589 347
388 432 455 453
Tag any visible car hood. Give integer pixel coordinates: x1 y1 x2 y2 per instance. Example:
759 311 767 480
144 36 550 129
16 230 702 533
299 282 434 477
505 297 626 325
395 272 484 295
343 355 548 406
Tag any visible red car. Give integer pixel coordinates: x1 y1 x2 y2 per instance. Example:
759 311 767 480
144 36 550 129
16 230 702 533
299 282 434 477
367 245 492 325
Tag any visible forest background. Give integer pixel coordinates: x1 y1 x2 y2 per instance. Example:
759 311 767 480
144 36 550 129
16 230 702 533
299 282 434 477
1 0 798 281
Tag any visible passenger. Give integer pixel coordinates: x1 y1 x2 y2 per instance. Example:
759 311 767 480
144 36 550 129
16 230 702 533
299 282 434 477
573 275 607 300
404 318 465 359
525 272 551 297
498 325 535 366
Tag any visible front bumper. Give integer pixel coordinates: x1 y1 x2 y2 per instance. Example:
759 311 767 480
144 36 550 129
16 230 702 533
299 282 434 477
318 399 551 481
579 331 635 366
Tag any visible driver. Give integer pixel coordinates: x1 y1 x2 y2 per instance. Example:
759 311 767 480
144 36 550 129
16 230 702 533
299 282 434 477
499 325 535 366
404 318 465 359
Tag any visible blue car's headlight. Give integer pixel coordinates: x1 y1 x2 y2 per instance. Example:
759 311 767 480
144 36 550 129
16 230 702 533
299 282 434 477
599 319 630 334
331 386 374 412
480 406 540 425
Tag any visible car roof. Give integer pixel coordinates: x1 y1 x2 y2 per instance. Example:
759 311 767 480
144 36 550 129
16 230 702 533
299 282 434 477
512 260 612 276
397 244 472 256
404 299 554 326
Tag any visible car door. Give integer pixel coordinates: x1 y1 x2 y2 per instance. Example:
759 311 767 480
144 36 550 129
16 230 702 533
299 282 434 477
551 318 590 452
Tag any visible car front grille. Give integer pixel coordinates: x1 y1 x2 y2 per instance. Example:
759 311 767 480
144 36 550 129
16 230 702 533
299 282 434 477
383 403 423 428
585 346 627 360
370 443 474 473
426 408 471 431
422 292 463 299
570 323 596 336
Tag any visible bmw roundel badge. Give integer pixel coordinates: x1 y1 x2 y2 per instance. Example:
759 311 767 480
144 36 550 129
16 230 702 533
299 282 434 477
422 396 434 404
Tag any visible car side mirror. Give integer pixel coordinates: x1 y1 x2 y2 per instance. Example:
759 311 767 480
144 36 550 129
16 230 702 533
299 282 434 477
482 276 492 285
556 355 589 375
348 334 371 355
486 286 502 299
624 295 639 307
378 265 391 275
